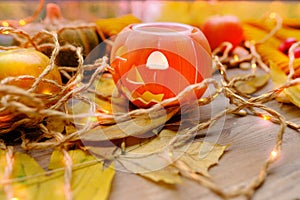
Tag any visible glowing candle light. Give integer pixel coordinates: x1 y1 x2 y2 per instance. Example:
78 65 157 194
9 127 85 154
146 51 169 70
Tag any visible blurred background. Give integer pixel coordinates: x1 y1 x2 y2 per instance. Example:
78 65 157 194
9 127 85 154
0 1 299 24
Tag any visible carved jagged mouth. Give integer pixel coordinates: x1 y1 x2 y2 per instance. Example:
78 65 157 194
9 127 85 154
132 91 165 106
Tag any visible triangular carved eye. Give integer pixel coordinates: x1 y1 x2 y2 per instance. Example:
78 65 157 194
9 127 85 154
146 51 169 70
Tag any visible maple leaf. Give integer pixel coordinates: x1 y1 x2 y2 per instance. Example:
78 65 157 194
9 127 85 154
97 129 228 184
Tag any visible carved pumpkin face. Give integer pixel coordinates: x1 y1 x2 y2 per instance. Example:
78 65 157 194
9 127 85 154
110 22 212 108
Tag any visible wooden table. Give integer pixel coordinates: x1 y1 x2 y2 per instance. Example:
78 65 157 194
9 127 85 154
105 72 300 200
28 69 300 200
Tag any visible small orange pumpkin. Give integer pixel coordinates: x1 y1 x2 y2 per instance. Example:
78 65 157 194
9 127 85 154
21 3 100 67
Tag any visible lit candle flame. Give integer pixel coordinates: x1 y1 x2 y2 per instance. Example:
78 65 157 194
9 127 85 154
146 51 169 70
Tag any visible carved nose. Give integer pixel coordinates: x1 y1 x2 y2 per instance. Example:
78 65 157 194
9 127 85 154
146 51 169 70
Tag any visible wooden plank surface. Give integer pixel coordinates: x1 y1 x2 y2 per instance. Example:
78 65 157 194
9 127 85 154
27 69 300 200
106 73 300 200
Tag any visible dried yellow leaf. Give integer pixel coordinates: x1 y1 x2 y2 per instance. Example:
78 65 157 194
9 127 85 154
0 149 65 200
0 149 115 200
270 61 300 107
234 74 270 94
114 129 227 184
49 150 115 200
141 166 182 184
96 14 141 37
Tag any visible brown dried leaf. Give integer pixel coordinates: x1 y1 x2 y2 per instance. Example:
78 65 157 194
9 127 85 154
45 117 66 133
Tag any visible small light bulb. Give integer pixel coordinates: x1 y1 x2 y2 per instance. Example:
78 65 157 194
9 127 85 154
269 12 277 19
2 21 9 27
199 98 205 103
271 150 278 159
88 117 98 122
262 115 270 120
18 19 26 26
233 54 239 62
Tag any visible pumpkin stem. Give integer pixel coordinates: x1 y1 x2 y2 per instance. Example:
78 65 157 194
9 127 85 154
44 3 65 24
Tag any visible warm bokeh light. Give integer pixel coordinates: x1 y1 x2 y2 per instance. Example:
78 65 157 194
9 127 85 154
88 116 98 123
251 63 257 70
42 89 53 95
233 54 239 62
2 21 9 27
260 114 270 121
269 12 277 19
18 19 26 26
271 150 279 160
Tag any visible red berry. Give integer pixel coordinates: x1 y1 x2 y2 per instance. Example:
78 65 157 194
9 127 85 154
279 38 297 54
294 47 300 58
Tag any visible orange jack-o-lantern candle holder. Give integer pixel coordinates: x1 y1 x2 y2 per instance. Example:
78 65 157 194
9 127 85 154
110 22 212 108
